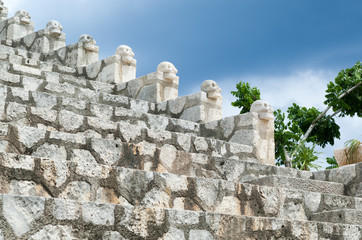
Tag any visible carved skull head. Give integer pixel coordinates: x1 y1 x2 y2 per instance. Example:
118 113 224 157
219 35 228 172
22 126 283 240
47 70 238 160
0 0 6 11
79 34 97 51
250 100 274 120
46 20 63 38
15 10 31 25
157 61 178 81
201 80 222 100
116 45 135 64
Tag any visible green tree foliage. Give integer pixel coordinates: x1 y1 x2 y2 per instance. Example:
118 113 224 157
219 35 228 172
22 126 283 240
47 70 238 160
274 106 331 170
292 141 321 171
274 109 302 166
326 156 338 169
231 82 260 113
287 103 340 147
231 61 362 170
325 61 362 117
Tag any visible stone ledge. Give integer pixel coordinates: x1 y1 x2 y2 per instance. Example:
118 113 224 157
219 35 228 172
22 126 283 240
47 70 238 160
0 194 361 239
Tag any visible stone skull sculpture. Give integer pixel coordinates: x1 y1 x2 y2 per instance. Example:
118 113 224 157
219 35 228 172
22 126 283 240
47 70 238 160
0 0 7 11
201 80 222 100
250 100 274 120
46 20 63 38
79 34 97 51
116 45 136 65
157 61 178 81
15 10 31 25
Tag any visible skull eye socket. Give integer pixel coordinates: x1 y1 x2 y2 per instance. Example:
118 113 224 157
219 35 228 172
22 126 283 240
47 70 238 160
212 83 215 87
264 103 268 108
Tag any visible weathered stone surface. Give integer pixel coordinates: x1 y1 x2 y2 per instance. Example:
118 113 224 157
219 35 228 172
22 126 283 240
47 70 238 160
53 198 80 220
60 181 91 201
59 109 84 131
28 225 75 240
91 138 122 165
2 195 44 236
71 149 110 178
32 143 67 160
82 202 115 226
17 126 46 148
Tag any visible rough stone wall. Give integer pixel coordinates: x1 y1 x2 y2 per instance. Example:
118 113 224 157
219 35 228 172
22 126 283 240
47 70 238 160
0 2 360 239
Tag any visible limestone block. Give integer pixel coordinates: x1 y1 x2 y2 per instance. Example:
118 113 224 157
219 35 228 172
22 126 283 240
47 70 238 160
194 137 209 152
215 196 241 215
44 82 76 95
4 10 34 41
2 195 44 236
119 121 142 142
17 126 46 149
141 188 171 208
49 131 86 145
177 134 191 152
2 153 34 170
161 173 188 192
82 202 115 226
53 198 80 220
39 158 68 187
158 145 178 171
32 91 57 109
5 102 27 121
60 181 91 201
59 110 84 131
90 104 113 120
11 86 29 101
119 206 165 238
32 143 67 160
9 180 49 197
168 210 200 225
195 178 219 210
160 228 185 240
130 99 149 113
62 97 87 110
22 76 42 91
28 225 75 240
91 138 122 165
117 168 154 201
304 191 321 213
103 231 128 240
71 149 110 178
0 70 20 83
11 63 41 77
189 230 214 240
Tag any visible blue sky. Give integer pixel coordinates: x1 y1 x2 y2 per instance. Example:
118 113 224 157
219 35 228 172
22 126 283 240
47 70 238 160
4 0 362 167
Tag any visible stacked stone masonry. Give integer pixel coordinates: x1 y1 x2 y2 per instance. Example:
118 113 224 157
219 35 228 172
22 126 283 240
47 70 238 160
0 3 361 239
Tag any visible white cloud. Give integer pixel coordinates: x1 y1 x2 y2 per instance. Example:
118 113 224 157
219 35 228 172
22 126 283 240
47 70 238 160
218 69 338 119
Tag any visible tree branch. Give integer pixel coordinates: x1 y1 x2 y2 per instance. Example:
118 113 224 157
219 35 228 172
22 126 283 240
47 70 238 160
288 81 361 164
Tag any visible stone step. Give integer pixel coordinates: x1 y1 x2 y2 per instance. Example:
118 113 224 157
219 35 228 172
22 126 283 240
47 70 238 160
1 152 361 222
0 194 361 239
311 209 362 224
0 122 254 165
0 135 312 186
244 175 345 195
0 87 200 136
313 163 362 198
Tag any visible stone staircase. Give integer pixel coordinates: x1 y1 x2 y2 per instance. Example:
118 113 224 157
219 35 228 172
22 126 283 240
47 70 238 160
0 4 361 240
